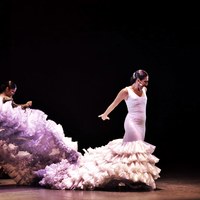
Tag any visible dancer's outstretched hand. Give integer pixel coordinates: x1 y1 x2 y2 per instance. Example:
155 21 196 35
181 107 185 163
98 114 110 121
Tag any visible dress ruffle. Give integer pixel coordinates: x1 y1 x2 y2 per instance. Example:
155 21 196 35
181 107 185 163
38 139 161 190
0 101 80 185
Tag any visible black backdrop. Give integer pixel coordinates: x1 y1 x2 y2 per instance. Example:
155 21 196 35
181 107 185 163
1 1 200 170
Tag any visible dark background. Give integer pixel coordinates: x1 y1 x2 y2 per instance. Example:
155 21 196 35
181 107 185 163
1 1 200 170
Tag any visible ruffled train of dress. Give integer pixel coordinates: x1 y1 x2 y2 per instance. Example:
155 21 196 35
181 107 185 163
38 139 161 190
0 101 80 185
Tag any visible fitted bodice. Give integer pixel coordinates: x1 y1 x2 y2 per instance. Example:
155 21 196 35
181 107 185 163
125 86 147 116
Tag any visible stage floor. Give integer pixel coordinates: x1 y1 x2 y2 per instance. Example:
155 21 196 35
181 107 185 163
0 166 200 200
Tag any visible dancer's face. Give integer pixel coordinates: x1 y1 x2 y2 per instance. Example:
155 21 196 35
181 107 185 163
5 87 17 97
139 76 149 87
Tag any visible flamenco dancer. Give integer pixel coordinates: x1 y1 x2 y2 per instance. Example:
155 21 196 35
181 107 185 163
38 69 161 190
0 80 80 185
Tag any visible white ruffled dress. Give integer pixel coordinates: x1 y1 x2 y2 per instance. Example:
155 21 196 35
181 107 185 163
38 87 161 190
38 139 160 190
